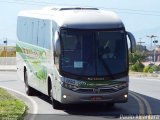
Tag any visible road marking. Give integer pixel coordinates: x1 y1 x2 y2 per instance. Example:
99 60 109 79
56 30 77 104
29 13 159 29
129 92 145 114
0 85 38 120
130 91 152 115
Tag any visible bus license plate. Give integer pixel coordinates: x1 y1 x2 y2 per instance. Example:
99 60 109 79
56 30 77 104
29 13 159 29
91 96 103 101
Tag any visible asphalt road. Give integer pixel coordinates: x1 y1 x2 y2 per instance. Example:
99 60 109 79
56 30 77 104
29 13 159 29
0 71 160 120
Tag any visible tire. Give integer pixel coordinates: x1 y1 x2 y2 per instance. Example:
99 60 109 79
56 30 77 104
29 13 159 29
24 71 35 96
50 86 62 109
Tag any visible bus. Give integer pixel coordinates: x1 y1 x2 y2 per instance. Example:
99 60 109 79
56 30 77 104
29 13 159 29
16 6 136 109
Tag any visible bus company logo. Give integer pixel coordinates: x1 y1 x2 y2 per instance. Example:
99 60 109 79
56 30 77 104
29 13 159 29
88 77 105 80
22 48 42 58
93 88 100 94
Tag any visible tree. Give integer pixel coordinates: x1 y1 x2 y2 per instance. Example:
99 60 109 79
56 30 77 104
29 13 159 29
131 61 145 72
129 51 147 72
143 65 160 73
129 51 146 65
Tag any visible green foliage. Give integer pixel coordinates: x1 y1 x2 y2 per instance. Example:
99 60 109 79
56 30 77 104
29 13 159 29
0 88 27 120
143 65 160 73
152 65 160 71
131 61 145 72
143 66 150 73
129 51 146 65
148 68 154 73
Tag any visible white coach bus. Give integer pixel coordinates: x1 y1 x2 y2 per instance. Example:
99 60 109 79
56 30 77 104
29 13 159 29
16 6 136 109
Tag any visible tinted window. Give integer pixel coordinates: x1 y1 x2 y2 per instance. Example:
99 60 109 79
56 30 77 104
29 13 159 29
38 20 45 47
60 29 128 77
43 20 51 49
18 17 52 49
97 31 127 76
32 20 39 45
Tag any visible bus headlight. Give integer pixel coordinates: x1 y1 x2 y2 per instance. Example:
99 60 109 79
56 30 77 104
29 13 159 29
61 82 78 90
114 83 128 90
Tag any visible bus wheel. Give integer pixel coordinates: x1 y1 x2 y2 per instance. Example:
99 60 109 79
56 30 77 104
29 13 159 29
24 71 34 96
50 87 62 109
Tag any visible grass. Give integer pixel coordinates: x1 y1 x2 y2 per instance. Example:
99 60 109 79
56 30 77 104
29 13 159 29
0 87 27 120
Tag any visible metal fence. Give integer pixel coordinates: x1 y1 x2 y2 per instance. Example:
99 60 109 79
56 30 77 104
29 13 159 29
0 57 16 65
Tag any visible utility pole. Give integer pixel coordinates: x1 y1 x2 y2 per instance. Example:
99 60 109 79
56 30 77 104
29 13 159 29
137 38 145 52
147 35 157 62
3 38 7 65
153 37 158 63
147 35 157 49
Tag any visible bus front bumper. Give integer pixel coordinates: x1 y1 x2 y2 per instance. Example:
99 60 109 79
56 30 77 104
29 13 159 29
60 87 128 104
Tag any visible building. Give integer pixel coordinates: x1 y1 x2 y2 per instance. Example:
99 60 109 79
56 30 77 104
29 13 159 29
0 46 16 57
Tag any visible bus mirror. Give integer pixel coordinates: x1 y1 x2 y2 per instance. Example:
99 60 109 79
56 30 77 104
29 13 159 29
127 32 136 53
54 31 61 55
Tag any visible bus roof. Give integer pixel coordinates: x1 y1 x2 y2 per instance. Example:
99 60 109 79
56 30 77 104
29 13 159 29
18 6 124 29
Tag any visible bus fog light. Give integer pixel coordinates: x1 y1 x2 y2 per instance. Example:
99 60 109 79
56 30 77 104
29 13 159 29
63 95 67 99
124 94 128 98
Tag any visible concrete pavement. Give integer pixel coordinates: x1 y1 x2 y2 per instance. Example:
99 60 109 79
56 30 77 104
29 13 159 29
0 65 16 71
1 71 160 119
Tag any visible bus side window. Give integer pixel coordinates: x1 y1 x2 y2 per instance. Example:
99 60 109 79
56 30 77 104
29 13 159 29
22 18 28 42
27 18 33 44
44 20 51 49
17 17 23 41
38 20 45 47
32 19 39 46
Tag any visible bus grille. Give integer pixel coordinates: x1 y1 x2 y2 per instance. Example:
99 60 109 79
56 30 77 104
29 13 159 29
74 87 118 94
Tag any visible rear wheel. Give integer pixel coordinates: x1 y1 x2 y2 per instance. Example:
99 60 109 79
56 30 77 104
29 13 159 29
49 85 62 109
24 70 35 96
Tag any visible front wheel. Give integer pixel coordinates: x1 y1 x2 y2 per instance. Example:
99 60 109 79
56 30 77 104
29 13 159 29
24 71 35 96
50 87 62 109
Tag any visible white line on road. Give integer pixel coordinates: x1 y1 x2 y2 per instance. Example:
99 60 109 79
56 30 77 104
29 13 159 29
0 85 38 120
129 92 145 114
130 91 152 115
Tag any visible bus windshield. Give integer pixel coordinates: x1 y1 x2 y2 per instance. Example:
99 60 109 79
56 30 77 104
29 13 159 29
60 28 128 77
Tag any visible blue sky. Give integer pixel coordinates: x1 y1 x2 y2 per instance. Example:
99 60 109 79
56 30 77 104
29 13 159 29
0 0 160 48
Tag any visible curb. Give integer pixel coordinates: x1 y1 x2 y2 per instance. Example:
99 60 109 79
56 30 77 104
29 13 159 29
0 69 16 71
129 72 160 80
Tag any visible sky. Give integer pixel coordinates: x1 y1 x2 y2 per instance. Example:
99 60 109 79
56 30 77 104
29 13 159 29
0 0 160 48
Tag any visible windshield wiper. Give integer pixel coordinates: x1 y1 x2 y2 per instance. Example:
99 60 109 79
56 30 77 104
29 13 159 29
98 54 115 79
